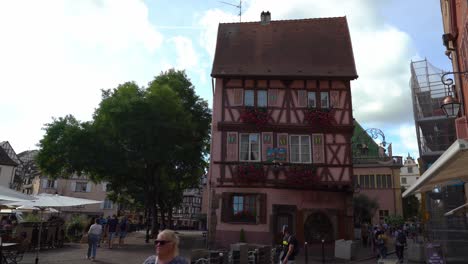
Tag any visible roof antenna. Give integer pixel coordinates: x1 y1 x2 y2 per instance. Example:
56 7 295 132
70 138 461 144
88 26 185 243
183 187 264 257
219 0 242 22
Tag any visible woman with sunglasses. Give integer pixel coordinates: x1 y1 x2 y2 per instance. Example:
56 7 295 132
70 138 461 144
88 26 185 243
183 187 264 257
143 229 188 264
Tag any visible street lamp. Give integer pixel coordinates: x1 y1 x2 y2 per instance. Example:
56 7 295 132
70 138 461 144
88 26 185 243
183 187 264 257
440 71 468 118
441 95 461 118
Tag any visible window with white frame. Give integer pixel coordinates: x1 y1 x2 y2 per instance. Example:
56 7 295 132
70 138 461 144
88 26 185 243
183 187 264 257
240 134 260 161
307 92 316 108
103 198 113 209
244 90 254 106
75 182 88 192
289 135 311 163
257 90 267 107
320 92 329 108
244 90 268 107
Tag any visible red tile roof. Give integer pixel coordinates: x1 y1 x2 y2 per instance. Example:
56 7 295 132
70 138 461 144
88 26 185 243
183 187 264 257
211 16 358 79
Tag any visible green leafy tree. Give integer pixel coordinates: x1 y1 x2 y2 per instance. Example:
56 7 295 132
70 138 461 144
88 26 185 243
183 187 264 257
353 194 379 226
402 187 420 220
36 70 211 237
384 215 405 227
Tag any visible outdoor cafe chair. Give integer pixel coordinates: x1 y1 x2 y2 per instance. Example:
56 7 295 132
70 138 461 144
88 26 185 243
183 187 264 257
3 244 26 264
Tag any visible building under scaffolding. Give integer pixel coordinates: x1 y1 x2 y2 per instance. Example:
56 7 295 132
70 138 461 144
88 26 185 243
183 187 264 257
410 59 457 171
410 59 468 262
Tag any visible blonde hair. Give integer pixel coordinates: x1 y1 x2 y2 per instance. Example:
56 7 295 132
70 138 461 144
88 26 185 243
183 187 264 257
159 229 180 255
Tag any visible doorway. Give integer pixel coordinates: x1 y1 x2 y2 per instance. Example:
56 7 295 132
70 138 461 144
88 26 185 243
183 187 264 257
304 211 334 242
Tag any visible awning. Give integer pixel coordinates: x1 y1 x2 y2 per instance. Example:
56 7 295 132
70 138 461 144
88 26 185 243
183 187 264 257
444 202 468 216
402 139 468 198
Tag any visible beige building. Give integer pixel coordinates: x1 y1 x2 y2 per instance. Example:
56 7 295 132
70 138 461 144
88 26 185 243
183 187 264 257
0 141 20 188
399 155 421 199
32 175 118 217
0 147 17 188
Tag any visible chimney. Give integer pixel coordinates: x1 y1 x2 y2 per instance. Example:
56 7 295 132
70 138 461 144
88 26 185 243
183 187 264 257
261 11 271 25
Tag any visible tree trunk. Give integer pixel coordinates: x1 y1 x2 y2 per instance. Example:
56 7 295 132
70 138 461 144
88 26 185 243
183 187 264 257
153 205 161 236
168 208 173 229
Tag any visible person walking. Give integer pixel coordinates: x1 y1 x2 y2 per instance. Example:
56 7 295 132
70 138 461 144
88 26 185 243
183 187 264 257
107 215 119 249
87 218 103 261
142 229 188 264
395 226 407 263
361 223 369 247
119 216 129 248
375 226 387 259
279 225 299 264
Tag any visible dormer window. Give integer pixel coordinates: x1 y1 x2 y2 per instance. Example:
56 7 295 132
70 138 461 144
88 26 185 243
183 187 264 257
320 92 329 109
245 90 254 106
305 91 329 109
307 92 316 108
244 90 268 107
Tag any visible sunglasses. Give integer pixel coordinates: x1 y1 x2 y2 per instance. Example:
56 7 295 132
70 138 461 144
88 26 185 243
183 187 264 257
154 240 171 246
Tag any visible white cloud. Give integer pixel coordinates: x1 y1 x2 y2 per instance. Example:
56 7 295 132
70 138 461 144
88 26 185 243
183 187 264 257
197 9 238 59
393 124 419 158
0 0 164 151
170 36 199 70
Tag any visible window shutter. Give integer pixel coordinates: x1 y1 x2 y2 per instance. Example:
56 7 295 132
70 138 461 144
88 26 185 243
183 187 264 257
277 133 289 162
262 132 274 162
312 134 325 163
86 182 92 192
268 89 278 106
221 192 232 223
70 181 76 192
53 180 58 189
330 90 340 108
298 90 307 107
100 202 104 209
259 193 267 224
41 179 47 189
226 132 238 161
233 89 243 106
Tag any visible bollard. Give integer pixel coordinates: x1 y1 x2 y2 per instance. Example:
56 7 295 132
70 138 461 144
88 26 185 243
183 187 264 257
219 252 224 264
321 239 325 263
304 242 308 264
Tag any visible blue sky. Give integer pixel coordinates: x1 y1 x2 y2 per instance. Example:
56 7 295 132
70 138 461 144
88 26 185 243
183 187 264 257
0 0 453 161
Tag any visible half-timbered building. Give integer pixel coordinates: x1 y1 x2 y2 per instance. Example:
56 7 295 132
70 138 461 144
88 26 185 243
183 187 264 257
207 13 358 248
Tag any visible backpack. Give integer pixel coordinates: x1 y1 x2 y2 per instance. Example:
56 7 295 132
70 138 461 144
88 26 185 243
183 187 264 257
286 235 300 257
376 234 385 245
397 231 406 245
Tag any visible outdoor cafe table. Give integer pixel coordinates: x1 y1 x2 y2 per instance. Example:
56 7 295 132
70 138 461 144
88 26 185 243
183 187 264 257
0 243 18 264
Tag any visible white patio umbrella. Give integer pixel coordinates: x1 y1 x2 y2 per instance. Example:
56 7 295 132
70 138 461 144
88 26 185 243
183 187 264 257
7 193 102 264
15 205 59 213
0 186 36 204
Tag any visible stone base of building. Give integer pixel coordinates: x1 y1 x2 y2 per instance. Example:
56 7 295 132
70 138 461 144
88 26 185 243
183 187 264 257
214 230 272 248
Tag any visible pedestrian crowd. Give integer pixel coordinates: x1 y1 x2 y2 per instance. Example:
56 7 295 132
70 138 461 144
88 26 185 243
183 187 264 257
84 214 130 261
360 222 421 263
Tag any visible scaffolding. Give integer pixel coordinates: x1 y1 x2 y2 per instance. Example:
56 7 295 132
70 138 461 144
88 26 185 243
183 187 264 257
411 60 468 262
410 59 456 164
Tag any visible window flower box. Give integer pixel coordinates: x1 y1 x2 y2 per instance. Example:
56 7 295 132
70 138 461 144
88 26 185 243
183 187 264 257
285 165 318 185
232 209 257 222
240 107 268 126
236 163 266 183
304 108 335 126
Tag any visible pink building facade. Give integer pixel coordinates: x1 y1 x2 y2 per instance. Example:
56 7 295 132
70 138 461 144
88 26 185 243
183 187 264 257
206 14 358 248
